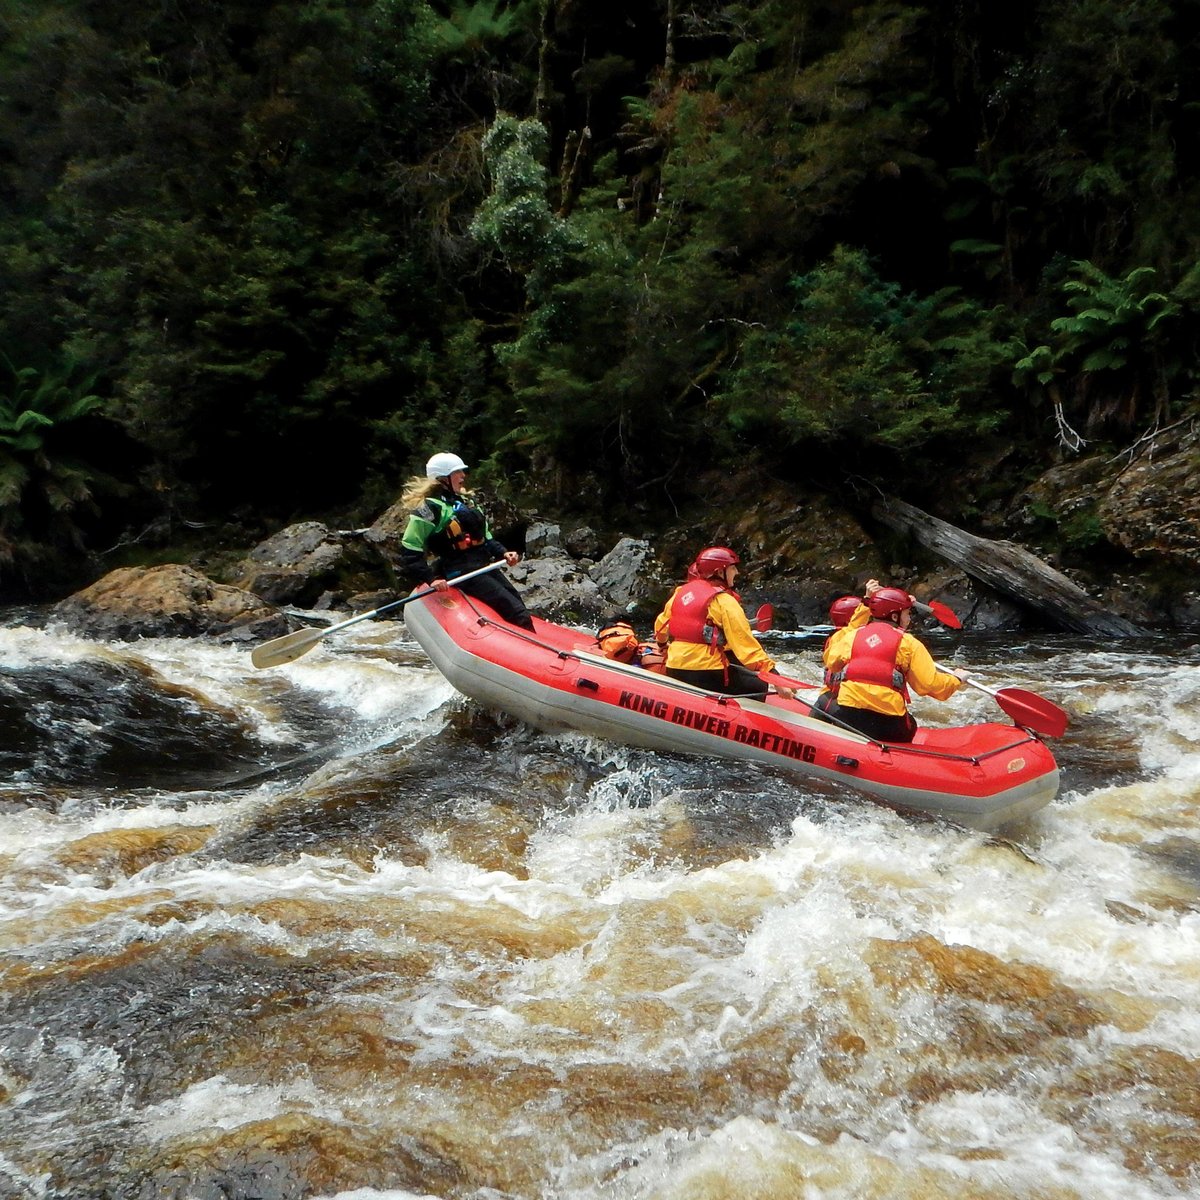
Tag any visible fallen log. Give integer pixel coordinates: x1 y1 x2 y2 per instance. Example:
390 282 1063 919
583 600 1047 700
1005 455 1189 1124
871 497 1145 637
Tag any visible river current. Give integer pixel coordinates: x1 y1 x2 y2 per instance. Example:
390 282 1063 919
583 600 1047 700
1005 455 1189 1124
1 606 1198 1200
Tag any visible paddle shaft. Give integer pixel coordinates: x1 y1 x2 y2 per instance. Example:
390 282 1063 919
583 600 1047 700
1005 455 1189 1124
934 662 1017 705
935 661 1069 738
317 558 506 635
959 675 1002 702
251 559 506 669
758 669 820 691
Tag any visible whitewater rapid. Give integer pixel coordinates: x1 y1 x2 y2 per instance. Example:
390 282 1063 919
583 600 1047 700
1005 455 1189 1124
1 615 1197 1199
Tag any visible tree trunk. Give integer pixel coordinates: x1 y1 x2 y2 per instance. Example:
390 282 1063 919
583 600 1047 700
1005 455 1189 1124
870 498 1145 637
535 0 554 129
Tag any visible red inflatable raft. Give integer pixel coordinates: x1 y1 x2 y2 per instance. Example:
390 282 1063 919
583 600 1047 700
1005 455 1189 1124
403 587 1060 831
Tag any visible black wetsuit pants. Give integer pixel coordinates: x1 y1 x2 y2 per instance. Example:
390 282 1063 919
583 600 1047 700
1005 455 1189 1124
439 552 535 631
815 696 918 743
666 657 767 701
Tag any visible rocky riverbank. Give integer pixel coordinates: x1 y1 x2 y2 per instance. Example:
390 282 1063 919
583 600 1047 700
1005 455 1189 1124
34 421 1200 643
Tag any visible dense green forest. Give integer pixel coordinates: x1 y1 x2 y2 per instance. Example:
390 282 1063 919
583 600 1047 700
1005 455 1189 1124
1 0 1197 598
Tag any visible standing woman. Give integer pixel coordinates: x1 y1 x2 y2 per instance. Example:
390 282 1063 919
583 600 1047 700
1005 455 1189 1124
398 452 535 631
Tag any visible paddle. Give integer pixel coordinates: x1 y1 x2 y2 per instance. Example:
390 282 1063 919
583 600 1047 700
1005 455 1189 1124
758 668 820 692
753 603 774 633
936 663 1069 738
913 598 962 629
250 560 507 670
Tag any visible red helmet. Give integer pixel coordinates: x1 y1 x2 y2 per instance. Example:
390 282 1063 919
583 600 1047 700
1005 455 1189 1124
689 546 740 580
828 595 863 628
868 587 915 619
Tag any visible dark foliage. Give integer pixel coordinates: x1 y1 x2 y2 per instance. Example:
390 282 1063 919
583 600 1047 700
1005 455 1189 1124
0 0 1197 594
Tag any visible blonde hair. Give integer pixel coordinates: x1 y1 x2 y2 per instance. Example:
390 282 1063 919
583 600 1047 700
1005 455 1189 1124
400 475 442 508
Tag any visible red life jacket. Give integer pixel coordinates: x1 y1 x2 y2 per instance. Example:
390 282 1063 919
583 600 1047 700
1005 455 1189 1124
838 621 910 700
667 580 730 648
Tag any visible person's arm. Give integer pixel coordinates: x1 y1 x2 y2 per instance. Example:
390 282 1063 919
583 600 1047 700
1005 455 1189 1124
847 604 871 630
822 624 855 672
839 579 877 633
716 597 797 698
902 634 966 700
714 594 773 673
653 594 674 646
399 513 436 585
482 536 521 567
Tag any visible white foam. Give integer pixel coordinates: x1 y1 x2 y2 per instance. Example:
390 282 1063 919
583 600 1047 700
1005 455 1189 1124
137 1072 346 1140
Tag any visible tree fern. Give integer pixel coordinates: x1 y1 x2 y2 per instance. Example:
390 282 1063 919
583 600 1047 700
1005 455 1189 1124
0 355 115 581
1016 260 1183 436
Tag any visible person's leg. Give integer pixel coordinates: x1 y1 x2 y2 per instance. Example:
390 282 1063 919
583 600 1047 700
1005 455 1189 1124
666 667 729 692
826 702 916 742
666 663 767 700
723 661 768 700
810 690 836 722
460 573 536 631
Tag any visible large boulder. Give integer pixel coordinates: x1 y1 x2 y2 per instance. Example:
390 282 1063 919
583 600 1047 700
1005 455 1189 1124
1097 425 1200 568
236 521 348 606
505 548 610 624
588 537 671 615
564 524 605 560
53 565 288 643
523 520 562 556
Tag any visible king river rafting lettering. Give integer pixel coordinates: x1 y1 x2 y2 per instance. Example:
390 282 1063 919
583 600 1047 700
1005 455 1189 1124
617 689 817 763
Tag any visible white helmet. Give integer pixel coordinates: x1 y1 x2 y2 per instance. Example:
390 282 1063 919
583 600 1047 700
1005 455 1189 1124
425 452 468 478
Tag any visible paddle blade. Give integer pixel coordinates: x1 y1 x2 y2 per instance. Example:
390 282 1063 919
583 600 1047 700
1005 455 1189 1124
251 627 329 669
926 599 962 629
994 686 1070 738
753 603 774 633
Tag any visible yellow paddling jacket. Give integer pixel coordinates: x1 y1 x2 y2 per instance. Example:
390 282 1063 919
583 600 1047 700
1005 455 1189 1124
826 620 964 717
653 585 777 675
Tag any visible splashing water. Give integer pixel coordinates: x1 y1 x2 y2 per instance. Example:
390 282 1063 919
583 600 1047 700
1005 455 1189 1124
1 616 1198 1200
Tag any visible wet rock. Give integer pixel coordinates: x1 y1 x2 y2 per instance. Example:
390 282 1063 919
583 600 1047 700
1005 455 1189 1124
524 520 562 555
564 524 605 559
954 591 1028 632
363 497 407 540
1098 424 1200 568
0 652 266 787
1168 588 1200 627
760 576 852 628
507 551 610 623
588 537 671 614
236 521 348 607
53 564 288 643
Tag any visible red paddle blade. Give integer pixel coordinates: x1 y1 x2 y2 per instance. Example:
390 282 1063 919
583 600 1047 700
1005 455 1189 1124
753 603 774 632
926 599 962 629
994 687 1069 738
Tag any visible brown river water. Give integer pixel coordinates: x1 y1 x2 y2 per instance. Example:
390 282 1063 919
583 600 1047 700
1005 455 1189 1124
1 609 1198 1200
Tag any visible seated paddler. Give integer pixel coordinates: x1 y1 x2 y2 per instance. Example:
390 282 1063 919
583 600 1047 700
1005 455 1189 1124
816 585 968 742
653 546 794 700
